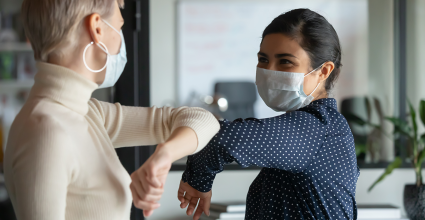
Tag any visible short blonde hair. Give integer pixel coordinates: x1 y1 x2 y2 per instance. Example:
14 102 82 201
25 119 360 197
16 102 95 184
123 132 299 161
21 0 124 61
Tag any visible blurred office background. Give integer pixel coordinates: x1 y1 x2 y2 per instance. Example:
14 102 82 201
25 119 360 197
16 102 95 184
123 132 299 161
1 0 425 219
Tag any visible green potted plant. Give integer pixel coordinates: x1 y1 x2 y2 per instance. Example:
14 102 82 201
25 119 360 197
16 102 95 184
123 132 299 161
368 100 425 220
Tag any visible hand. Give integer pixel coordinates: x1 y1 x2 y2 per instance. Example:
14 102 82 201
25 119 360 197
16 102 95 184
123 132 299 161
178 180 212 220
130 144 172 217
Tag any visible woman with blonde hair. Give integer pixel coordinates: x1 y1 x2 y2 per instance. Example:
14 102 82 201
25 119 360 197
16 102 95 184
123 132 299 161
3 0 219 219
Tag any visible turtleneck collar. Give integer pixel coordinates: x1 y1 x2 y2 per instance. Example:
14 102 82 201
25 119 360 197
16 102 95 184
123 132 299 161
30 62 99 115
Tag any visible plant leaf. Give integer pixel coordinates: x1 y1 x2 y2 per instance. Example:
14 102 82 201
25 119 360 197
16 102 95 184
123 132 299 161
355 143 367 156
368 157 402 192
418 134 425 166
408 100 418 140
374 97 384 122
385 117 412 138
417 148 425 169
420 100 425 128
365 97 372 124
420 133 425 145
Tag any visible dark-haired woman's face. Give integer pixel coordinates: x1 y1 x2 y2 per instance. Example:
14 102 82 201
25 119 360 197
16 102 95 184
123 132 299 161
257 33 324 98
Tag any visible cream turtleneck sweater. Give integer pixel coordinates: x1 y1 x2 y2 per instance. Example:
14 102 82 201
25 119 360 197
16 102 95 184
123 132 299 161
4 62 219 220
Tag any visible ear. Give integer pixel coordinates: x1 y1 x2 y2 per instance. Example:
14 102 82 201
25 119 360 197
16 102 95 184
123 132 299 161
86 13 103 44
319 61 335 82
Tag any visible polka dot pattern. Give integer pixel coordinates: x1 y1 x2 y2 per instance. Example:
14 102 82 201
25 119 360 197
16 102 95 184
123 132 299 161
182 98 360 220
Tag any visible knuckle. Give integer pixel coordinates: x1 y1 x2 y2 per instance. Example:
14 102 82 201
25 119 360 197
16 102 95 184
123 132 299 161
134 201 142 209
145 186 151 193
137 201 145 209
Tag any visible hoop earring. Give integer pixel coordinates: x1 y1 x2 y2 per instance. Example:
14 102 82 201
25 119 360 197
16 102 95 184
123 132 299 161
83 41 109 73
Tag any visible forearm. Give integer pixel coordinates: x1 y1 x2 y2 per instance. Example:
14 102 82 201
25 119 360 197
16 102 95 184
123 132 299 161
90 100 220 149
156 127 198 162
182 140 235 192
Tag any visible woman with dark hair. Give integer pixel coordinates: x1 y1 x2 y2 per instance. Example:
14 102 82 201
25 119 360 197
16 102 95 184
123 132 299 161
140 8 360 220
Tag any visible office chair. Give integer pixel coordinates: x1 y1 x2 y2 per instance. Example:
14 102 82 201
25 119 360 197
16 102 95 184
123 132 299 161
214 82 257 121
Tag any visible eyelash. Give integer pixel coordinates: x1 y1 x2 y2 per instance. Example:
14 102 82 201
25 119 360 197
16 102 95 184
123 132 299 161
258 57 293 65
280 59 292 65
259 57 268 63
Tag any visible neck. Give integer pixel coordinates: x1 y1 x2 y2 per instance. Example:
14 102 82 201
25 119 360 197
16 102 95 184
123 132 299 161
46 43 106 85
31 62 99 115
313 89 328 101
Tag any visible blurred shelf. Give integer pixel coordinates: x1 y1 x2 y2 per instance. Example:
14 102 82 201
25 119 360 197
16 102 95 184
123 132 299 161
0 43 33 52
0 80 34 91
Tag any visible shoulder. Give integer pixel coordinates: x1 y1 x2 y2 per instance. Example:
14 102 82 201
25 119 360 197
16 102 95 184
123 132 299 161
7 99 75 154
14 112 70 148
5 108 75 173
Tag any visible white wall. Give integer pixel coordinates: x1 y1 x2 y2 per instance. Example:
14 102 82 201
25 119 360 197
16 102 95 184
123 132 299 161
150 0 178 107
149 0 421 219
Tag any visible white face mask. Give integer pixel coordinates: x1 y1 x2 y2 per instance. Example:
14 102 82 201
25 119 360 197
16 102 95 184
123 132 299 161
83 19 127 89
255 64 323 112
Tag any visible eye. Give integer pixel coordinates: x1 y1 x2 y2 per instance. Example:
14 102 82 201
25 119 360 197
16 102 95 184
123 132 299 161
258 57 268 63
280 59 292 65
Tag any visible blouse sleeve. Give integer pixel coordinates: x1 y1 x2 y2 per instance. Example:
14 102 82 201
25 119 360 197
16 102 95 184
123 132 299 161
182 107 328 192
87 99 220 153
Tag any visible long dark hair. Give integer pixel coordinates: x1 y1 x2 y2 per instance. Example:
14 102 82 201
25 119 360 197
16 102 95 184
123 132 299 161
262 9 342 92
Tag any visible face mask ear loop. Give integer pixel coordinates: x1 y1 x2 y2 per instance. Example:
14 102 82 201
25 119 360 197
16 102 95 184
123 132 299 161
304 63 326 77
102 19 121 35
308 82 321 96
304 62 325 96
101 19 123 53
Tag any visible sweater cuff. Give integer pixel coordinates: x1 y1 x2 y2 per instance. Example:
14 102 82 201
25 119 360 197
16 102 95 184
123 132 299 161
172 107 220 154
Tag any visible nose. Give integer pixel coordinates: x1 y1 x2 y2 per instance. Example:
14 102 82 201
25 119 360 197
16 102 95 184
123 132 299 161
263 62 278 71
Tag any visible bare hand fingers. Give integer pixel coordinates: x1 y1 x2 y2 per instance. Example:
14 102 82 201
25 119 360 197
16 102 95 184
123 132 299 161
181 194 192 209
140 180 165 197
130 181 144 202
142 193 163 203
186 197 199 216
130 185 160 211
131 180 163 203
145 167 163 188
139 172 164 196
193 199 205 220
203 196 211 216
143 210 154 217
135 200 160 212
178 188 185 203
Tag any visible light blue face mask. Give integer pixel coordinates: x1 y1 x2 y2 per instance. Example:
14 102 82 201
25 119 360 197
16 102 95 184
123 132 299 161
83 19 127 89
255 64 324 112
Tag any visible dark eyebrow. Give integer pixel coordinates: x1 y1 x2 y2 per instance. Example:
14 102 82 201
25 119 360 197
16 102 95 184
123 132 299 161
257 52 297 59
258 52 268 57
275 53 297 59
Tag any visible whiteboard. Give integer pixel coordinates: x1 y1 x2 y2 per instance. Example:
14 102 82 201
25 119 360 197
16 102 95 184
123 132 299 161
177 0 368 118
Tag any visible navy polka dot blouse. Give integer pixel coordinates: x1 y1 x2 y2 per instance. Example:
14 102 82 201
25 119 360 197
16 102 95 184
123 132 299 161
182 98 360 220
